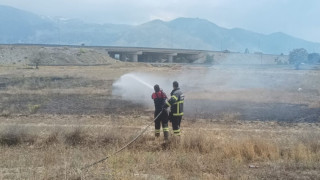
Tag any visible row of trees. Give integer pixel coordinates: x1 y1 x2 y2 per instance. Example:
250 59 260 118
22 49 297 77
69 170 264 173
288 48 320 69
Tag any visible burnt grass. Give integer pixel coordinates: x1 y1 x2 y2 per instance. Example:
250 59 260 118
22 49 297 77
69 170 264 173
0 93 144 115
0 75 143 116
0 76 113 90
1 92 319 123
185 100 320 123
0 74 319 122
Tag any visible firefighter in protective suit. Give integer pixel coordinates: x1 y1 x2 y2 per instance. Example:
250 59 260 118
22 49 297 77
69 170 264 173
163 81 184 136
151 84 169 140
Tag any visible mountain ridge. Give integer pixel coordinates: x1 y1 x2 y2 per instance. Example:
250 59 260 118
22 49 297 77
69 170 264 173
1 5 319 54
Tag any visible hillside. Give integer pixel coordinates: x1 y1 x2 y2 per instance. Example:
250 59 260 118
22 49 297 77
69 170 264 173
0 45 118 65
1 5 320 54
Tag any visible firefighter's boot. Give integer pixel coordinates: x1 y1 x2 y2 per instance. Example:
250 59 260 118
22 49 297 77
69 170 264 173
155 129 160 138
164 131 169 140
163 126 169 140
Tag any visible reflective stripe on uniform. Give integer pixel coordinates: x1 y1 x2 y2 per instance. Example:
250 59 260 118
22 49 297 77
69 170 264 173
163 127 169 132
173 113 184 116
173 129 181 135
173 100 184 105
172 95 178 101
155 129 161 133
173 100 184 116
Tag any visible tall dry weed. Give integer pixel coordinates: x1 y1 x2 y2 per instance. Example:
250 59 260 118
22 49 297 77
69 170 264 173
0 125 36 146
96 128 126 147
64 128 88 146
222 138 280 162
181 132 215 153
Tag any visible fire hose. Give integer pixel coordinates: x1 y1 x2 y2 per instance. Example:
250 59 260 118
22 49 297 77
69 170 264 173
81 109 164 171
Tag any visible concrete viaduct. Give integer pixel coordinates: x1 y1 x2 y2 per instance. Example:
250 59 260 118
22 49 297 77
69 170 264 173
7 44 208 63
6 44 287 64
105 47 207 63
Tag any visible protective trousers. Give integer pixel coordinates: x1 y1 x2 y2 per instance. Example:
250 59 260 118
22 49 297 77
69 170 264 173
154 110 169 140
170 114 182 136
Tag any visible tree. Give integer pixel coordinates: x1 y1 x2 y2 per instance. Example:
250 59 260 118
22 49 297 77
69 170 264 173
308 53 320 64
288 48 308 70
30 51 45 69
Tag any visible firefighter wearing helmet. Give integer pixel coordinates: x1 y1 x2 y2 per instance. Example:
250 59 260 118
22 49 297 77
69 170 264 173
163 81 184 136
151 84 169 140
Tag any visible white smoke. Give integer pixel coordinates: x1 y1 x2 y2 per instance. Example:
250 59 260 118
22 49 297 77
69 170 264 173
112 66 312 108
112 72 173 107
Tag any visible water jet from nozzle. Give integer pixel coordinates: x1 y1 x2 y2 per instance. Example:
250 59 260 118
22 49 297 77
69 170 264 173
124 74 153 90
112 73 158 107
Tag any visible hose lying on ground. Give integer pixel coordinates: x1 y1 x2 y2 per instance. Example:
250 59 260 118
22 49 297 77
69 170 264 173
81 109 164 171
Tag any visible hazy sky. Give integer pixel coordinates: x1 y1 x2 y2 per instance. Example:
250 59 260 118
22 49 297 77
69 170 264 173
1 0 320 42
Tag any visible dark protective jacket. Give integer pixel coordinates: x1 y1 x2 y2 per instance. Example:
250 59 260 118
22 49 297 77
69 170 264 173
151 90 167 112
165 88 184 116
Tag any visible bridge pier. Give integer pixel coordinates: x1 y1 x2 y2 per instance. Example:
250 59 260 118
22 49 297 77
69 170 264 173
128 51 142 62
167 53 177 63
168 55 173 63
131 54 138 62
120 53 127 61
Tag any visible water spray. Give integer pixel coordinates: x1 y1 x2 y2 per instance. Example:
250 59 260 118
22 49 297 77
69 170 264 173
123 74 153 90
112 73 164 107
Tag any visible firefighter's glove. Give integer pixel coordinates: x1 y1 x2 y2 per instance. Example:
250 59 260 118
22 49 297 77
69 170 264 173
163 104 168 109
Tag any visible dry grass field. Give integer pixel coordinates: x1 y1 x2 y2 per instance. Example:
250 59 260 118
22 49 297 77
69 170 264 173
0 63 320 179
